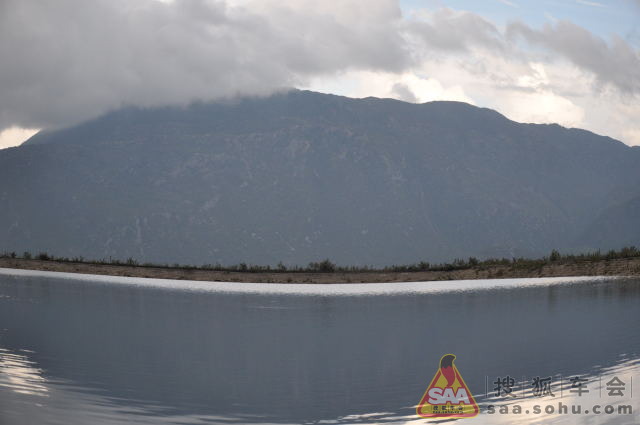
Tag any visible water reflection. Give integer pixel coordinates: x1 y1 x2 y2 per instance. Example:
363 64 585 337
468 359 640 425
0 272 639 424
0 348 48 396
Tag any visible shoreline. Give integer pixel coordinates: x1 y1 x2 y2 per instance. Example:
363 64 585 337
1 256 639 284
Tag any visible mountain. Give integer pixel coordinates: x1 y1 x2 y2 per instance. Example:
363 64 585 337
2 90 639 266
578 196 640 250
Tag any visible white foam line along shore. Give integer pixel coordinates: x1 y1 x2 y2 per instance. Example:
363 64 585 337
0 267 619 296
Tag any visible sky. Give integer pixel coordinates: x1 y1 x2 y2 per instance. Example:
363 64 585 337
0 0 639 149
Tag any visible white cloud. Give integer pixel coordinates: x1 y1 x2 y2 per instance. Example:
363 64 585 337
622 129 640 146
576 0 604 7
500 89 585 128
305 70 474 105
0 127 39 150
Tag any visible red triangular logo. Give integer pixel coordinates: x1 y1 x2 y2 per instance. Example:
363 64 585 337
417 354 479 418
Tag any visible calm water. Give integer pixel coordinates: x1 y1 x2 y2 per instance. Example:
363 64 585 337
1 270 639 424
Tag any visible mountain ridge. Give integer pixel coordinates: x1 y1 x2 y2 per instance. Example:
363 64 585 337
23 90 627 150
2 90 639 266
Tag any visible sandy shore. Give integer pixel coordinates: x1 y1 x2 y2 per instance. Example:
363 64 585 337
1 256 639 284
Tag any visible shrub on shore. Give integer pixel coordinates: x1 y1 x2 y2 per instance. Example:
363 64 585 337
2 246 639 274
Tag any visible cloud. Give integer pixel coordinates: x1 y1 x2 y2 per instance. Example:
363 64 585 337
500 88 585 128
576 0 604 7
391 83 418 103
306 70 474 105
405 8 505 53
0 0 410 131
506 20 640 94
0 1 638 148
0 127 39 149
404 9 639 97
622 128 640 146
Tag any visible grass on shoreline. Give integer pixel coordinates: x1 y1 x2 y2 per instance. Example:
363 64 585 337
1 247 639 275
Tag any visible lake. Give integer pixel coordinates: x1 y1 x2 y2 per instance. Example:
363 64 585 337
1 269 639 424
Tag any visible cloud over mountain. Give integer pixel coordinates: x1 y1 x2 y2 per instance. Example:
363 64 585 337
1 0 638 145
0 0 408 130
